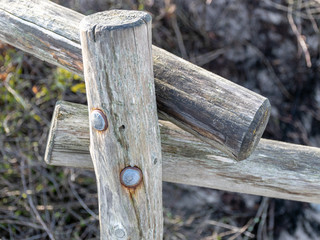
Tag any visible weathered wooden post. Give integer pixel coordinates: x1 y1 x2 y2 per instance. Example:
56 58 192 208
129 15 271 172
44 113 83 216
79 11 162 239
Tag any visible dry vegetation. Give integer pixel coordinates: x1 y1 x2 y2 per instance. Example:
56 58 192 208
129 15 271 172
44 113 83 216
0 0 319 239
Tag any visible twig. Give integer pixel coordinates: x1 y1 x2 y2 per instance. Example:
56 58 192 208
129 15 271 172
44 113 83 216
0 219 44 230
19 154 56 240
306 3 320 33
206 219 240 231
288 0 312 67
3 73 28 109
40 169 63 200
196 209 216 235
246 42 292 99
80 219 98 239
268 199 275 240
202 218 255 239
242 197 269 240
171 15 188 59
263 0 320 19
228 217 255 240
27 233 48 240
205 219 254 238
68 174 99 220
193 48 225 66
257 198 269 240
220 228 254 239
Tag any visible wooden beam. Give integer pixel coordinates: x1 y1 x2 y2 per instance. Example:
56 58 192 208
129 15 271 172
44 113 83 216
0 0 270 160
46 101 320 204
79 11 162 239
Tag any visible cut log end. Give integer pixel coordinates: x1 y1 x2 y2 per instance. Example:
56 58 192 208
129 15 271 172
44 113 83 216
79 10 151 33
239 98 271 160
44 101 60 166
44 100 90 168
152 46 271 161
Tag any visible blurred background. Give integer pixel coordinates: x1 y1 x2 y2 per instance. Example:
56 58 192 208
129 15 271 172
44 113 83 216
0 0 319 239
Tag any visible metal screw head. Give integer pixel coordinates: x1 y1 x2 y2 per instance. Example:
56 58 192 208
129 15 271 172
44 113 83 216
120 167 143 188
91 109 108 131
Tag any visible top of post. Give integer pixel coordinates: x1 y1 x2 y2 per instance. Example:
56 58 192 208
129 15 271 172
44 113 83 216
79 10 151 33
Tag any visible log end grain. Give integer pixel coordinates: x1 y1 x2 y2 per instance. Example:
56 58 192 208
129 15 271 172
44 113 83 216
44 101 91 168
79 10 151 34
153 46 272 160
44 101 60 165
239 98 271 160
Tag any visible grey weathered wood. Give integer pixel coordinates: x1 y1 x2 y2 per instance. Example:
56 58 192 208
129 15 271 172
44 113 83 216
46 101 320 204
153 47 270 160
0 0 83 73
0 0 270 160
80 10 162 239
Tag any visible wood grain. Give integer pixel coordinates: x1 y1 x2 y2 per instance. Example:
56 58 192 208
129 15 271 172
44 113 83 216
80 10 162 239
46 101 320 204
0 0 270 160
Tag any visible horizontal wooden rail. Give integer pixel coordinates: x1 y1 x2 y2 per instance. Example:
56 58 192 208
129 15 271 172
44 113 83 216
46 101 320 204
0 0 270 160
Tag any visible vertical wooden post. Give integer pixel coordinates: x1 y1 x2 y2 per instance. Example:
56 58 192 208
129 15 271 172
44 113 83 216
80 11 163 239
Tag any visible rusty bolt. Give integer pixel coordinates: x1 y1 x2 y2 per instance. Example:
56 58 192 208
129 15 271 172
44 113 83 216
120 167 143 188
91 109 108 131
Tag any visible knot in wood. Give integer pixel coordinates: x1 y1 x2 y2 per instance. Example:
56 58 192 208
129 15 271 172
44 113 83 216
113 225 126 239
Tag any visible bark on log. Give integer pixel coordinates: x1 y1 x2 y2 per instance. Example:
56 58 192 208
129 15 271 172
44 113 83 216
79 11 162 239
0 0 271 160
46 101 320 204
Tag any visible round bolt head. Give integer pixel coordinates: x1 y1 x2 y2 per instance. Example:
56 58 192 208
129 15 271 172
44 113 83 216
91 109 108 131
120 167 143 188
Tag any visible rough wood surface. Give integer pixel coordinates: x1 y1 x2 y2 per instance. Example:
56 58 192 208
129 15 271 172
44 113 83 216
0 0 270 160
0 0 83 73
46 101 320 204
80 10 162 239
153 47 270 160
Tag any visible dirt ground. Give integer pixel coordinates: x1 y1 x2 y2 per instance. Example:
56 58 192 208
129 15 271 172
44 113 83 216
0 0 319 239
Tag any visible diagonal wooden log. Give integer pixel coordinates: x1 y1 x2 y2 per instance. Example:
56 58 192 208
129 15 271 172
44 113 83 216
0 0 270 160
46 101 320 204
79 10 162 239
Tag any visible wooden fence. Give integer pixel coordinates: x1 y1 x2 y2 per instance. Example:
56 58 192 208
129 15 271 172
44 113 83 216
1 0 320 239
0 0 270 161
